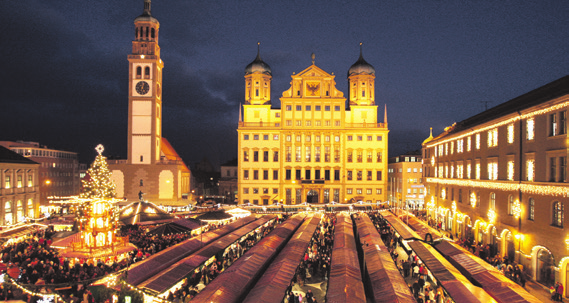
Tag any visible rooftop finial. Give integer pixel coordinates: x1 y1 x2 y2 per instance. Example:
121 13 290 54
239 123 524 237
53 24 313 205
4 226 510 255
143 0 151 15
359 42 363 58
311 53 315 65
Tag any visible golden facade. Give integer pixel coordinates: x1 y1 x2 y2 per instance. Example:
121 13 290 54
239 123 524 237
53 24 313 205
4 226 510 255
422 75 569 292
238 49 388 205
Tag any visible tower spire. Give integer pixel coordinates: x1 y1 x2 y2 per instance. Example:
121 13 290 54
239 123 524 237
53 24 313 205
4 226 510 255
384 104 388 124
143 0 151 16
359 42 363 58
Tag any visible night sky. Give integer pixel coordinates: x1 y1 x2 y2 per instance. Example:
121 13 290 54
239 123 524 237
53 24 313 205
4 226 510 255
2 1 568 168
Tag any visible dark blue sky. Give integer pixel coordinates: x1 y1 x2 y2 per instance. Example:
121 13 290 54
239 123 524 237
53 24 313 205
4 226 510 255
1 0 568 168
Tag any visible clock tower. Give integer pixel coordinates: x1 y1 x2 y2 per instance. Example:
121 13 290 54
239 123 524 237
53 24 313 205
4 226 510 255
127 0 163 165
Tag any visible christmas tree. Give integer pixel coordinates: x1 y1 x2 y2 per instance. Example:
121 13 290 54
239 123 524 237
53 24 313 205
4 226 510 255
80 144 117 199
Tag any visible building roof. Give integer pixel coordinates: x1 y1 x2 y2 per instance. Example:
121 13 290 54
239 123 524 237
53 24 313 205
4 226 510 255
0 145 38 164
443 75 569 138
245 44 271 76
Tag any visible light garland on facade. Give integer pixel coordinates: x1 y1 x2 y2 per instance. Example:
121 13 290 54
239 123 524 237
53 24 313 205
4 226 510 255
513 199 522 219
425 97 569 148
426 178 569 198
487 208 496 223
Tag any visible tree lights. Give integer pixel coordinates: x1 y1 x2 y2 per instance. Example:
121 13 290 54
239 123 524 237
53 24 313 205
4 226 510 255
80 144 117 199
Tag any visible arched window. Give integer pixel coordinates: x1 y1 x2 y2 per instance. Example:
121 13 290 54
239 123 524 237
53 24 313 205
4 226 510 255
145 66 150 78
145 27 149 38
136 66 142 79
151 28 155 39
135 27 139 39
490 192 496 209
553 201 564 227
528 198 535 221
508 195 514 215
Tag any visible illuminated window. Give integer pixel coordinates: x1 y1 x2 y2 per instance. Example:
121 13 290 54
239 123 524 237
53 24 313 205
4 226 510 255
507 160 514 181
306 121 311 126
528 198 535 221
450 164 454 178
286 120 292 126
475 134 480 150
508 195 514 215
553 201 564 228
286 147 292 162
296 120 302 126
367 151 373 163
488 159 498 180
438 145 443 157
450 141 454 154
347 151 353 162
467 136 471 151
296 147 301 162
490 192 496 209
457 164 463 179
357 171 362 181
444 164 448 178
437 165 443 178
305 146 311 162
296 135 301 142
487 128 498 147
27 175 33 187
315 147 321 162
561 111 567 135
347 188 353 194
527 159 535 181
335 120 341 126
475 161 481 180
457 139 463 153
243 170 249 180
325 146 330 162
466 162 471 179
347 171 353 181
4 176 10 189
550 113 558 136
445 143 448 155
526 118 535 140
17 175 22 188
305 135 311 142
334 146 340 162
357 151 363 163
507 124 514 144
376 151 383 163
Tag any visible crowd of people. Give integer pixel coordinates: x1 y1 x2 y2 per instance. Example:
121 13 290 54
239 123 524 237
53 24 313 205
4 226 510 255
284 213 336 303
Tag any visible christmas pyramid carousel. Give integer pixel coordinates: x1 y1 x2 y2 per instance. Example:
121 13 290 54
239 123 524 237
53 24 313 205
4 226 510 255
51 145 136 259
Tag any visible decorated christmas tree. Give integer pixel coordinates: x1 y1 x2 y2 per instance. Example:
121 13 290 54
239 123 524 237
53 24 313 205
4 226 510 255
80 144 117 199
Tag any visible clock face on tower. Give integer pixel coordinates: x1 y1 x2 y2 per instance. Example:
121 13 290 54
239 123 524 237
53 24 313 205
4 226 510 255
135 81 150 95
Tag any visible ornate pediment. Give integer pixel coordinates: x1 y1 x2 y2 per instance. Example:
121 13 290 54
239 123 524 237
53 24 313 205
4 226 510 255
281 64 344 98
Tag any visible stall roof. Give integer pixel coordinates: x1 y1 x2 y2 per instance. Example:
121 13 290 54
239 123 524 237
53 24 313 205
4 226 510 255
354 213 416 303
126 216 257 286
408 241 497 303
380 211 421 240
403 215 443 240
435 240 542 303
244 214 321 303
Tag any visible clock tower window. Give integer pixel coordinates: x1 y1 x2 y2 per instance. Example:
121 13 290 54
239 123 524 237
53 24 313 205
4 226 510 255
145 67 150 79
136 67 142 79
151 28 155 39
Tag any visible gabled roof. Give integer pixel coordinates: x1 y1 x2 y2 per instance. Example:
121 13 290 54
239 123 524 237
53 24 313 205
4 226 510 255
446 75 569 137
0 145 38 164
294 64 334 78
160 138 190 172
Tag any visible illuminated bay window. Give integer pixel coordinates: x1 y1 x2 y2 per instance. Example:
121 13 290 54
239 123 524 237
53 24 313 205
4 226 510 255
526 118 535 140
507 124 514 144
487 128 498 147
